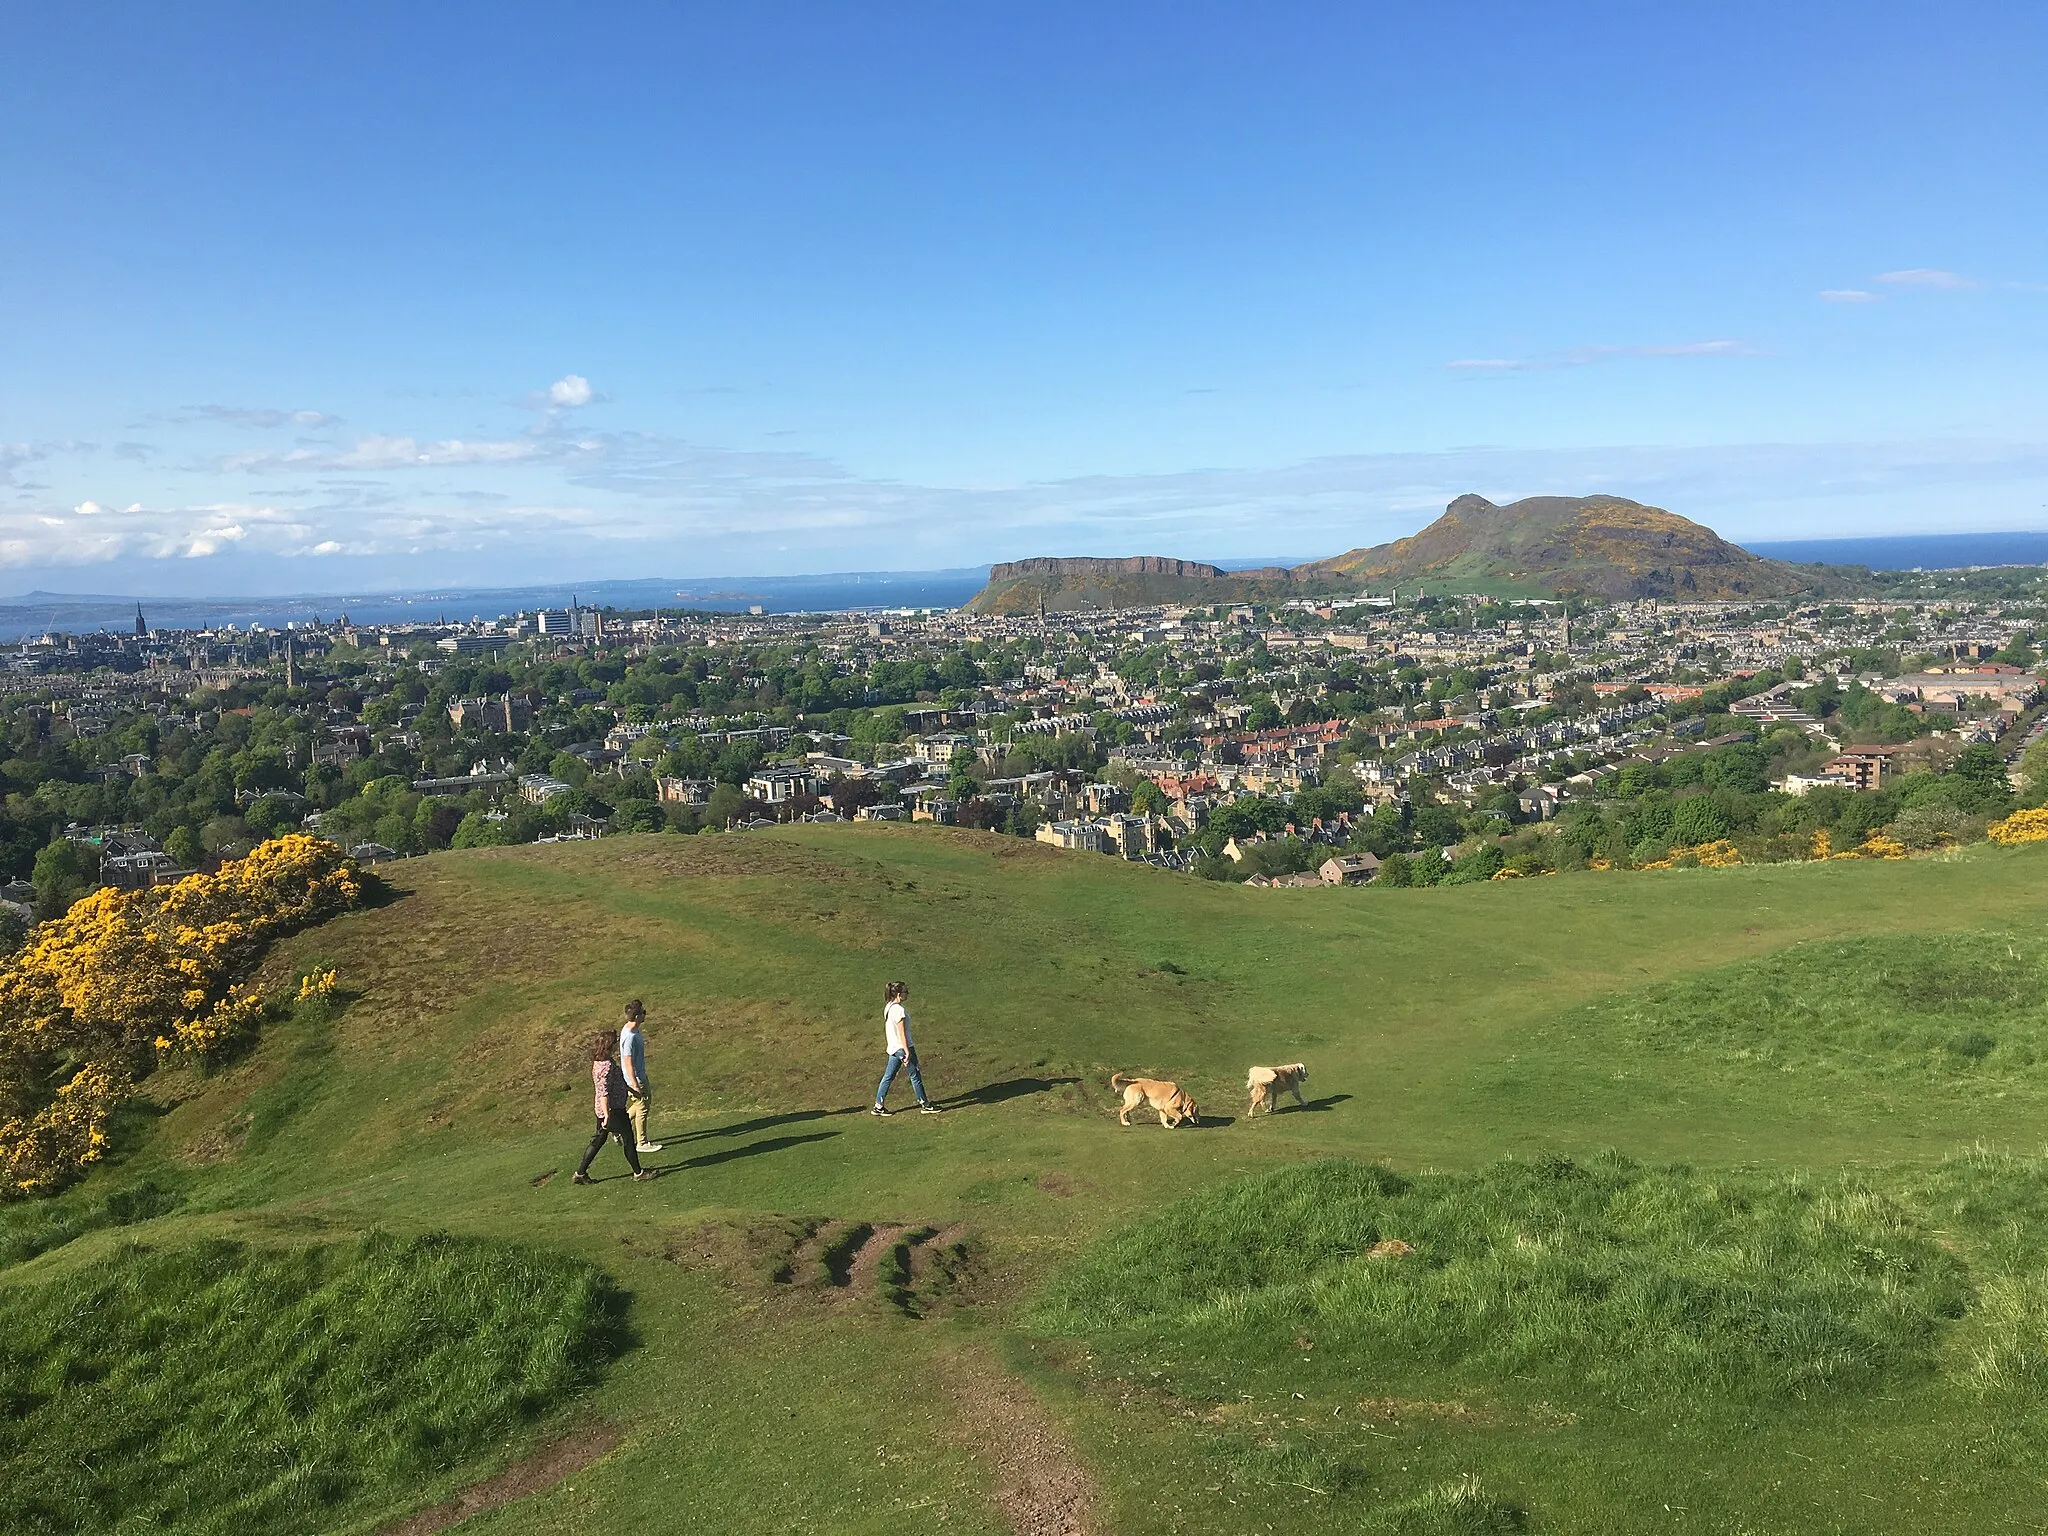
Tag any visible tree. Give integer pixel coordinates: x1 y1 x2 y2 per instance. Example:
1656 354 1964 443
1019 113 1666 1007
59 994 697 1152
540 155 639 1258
1671 795 1733 845
166 826 204 868
1131 780 1169 817
704 783 749 829
450 812 511 848
33 840 98 920
1947 742 2013 814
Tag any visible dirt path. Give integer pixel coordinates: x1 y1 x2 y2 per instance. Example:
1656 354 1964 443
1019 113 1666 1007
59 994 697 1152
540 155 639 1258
381 1422 622 1535
939 1347 1100 1536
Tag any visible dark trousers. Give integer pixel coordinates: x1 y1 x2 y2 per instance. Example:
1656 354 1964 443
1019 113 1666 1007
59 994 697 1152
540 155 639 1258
577 1111 642 1177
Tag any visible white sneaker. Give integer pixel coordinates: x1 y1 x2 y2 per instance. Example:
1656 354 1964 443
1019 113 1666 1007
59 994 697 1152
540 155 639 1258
636 1143 664 1153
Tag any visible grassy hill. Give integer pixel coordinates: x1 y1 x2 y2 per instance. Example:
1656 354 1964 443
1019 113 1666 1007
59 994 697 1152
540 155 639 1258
1299 493 1833 601
964 495 1856 610
9 828 2048 1533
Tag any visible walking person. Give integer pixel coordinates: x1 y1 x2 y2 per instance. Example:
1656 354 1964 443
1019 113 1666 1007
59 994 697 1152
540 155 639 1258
619 999 662 1154
573 1029 658 1183
872 980 941 1115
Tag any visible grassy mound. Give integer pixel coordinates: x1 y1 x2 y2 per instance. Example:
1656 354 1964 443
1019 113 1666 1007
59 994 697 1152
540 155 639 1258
1037 1154 1969 1407
1540 930 2048 1086
0 1231 625 1535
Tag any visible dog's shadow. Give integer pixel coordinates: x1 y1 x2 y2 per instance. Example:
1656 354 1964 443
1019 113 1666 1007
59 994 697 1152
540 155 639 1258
1288 1093 1353 1114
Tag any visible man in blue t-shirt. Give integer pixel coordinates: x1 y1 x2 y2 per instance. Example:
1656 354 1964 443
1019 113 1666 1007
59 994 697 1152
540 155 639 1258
618 999 661 1153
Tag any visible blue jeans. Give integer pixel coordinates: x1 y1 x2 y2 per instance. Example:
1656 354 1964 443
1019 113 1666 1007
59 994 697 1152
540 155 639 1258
875 1047 926 1106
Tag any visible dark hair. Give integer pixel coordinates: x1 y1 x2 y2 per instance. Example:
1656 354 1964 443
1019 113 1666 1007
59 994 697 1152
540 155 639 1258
884 981 907 1002
624 999 645 1023
591 1029 619 1061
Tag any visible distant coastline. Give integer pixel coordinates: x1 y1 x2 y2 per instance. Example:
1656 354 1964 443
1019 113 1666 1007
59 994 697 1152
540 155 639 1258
5 533 2046 642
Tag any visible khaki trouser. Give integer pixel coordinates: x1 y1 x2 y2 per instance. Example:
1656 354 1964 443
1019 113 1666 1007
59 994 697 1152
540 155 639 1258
626 1088 652 1148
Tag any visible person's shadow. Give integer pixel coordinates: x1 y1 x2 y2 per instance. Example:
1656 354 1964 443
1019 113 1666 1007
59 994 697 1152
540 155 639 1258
652 1130 840 1174
660 1107 865 1146
934 1076 1079 1110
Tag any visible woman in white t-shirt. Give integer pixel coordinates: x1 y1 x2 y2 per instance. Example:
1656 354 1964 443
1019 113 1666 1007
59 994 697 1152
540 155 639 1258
872 980 941 1115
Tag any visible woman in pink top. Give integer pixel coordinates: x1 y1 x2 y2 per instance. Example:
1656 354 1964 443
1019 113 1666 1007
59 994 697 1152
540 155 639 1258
573 1029 658 1183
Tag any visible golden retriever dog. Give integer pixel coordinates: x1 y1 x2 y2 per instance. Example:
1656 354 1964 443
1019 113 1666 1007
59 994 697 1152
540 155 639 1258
1110 1073 1199 1128
1246 1063 1308 1116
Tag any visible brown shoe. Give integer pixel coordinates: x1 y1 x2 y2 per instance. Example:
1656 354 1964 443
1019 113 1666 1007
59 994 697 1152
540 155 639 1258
633 1169 659 1181
571 1172 592 1185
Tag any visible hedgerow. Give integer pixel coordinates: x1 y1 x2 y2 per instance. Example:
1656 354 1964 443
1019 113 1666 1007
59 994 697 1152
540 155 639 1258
0 835 367 1198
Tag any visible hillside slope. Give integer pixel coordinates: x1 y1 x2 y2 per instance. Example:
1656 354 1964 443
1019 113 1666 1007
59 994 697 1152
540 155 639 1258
13 828 2048 1536
1298 492 1828 600
968 493 1849 609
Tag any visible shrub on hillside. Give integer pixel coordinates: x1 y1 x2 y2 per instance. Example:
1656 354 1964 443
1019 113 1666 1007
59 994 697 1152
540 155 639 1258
0 835 368 1198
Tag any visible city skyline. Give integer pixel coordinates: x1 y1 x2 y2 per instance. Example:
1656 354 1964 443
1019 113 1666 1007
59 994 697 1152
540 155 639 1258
4 3 2044 595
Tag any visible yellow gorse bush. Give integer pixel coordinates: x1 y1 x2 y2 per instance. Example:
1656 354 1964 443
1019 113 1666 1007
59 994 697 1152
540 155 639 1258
1988 807 2048 845
0 834 366 1197
1637 840 1744 871
296 967 339 1003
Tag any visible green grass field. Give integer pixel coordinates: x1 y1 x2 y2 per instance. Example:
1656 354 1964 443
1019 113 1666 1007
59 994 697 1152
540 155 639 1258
8 826 2048 1533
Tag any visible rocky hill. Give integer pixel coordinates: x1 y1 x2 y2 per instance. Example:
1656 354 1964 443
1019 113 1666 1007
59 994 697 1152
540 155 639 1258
969 494 1839 611
1297 494 1826 601
966 555 1315 614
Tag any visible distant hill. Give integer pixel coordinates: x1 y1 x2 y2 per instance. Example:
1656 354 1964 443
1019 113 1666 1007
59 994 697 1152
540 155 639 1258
1298 494 1830 601
966 555 1320 614
968 494 1848 611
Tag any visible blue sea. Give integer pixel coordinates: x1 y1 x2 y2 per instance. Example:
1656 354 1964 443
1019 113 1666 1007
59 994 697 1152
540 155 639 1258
1747 531 2048 570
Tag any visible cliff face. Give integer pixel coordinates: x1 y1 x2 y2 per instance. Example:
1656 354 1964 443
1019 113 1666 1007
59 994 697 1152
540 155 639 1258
968 556 1307 614
985 556 1229 583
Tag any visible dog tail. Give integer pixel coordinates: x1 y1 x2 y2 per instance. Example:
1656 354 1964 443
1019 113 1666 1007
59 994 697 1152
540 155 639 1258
1109 1072 1131 1090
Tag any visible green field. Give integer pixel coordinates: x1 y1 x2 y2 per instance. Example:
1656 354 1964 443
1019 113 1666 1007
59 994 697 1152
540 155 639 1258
8 826 2048 1533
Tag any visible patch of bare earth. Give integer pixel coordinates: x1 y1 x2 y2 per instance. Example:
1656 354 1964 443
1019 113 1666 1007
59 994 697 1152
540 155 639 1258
939 1348 1099 1536
381 1421 622 1535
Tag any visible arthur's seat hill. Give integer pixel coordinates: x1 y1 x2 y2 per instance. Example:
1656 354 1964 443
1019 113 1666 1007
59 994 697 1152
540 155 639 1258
967 492 1853 613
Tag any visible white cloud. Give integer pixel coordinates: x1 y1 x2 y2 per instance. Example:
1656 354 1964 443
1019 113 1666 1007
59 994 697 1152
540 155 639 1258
1875 268 1975 290
547 374 594 408
1820 289 1880 303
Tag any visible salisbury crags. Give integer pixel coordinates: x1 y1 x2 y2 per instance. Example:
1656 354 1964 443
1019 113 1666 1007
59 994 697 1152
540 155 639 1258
968 494 1840 611
967 555 1308 614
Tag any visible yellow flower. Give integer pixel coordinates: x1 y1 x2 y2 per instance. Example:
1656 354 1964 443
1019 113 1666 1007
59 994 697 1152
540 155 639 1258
1988 807 2048 845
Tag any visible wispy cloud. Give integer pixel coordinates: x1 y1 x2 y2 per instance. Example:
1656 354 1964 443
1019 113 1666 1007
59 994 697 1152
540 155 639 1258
1820 289 1880 303
1446 340 1750 373
0 444 51 487
193 405 340 429
12 434 2048 576
219 434 595 473
1875 268 1976 290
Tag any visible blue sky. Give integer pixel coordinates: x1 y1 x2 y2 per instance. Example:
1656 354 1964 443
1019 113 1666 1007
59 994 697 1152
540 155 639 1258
2 2 2044 595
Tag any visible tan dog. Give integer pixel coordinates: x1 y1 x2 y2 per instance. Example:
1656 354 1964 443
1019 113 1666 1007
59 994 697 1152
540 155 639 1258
1246 1063 1308 1116
1110 1073 1199 1128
